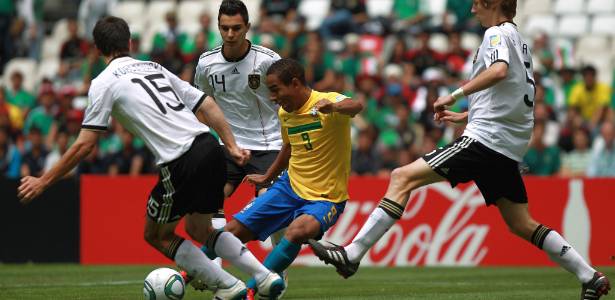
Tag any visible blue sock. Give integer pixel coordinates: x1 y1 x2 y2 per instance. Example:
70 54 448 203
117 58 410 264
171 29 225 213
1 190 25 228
200 245 218 260
247 237 301 289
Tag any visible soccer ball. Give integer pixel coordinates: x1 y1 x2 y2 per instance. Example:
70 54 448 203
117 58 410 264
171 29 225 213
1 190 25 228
143 267 185 300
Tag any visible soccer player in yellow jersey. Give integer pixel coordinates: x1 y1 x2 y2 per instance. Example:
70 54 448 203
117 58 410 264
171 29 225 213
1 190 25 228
201 58 363 298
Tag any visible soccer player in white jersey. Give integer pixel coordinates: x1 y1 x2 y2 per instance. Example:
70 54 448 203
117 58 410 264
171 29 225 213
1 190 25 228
17 16 285 299
309 1 611 299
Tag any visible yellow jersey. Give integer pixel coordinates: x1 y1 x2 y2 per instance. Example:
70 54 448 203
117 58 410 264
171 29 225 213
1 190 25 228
279 90 351 203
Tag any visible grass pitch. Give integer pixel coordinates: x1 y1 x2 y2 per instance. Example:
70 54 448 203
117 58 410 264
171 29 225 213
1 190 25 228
0 264 613 299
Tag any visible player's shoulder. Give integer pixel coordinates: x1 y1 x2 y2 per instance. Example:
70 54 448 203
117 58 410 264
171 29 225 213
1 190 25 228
198 46 223 63
251 44 280 59
318 90 349 102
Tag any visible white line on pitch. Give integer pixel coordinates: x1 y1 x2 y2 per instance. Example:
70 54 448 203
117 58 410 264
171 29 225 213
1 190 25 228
1 280 143 288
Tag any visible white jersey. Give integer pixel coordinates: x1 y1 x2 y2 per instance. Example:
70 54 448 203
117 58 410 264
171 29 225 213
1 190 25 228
463 22 535 162
194 43 282 151
82 56 209 165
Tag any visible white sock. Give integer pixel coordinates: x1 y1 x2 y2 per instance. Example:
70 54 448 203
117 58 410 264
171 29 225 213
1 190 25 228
542 231 596 283
213 231 270 283
174 240 237 288
345 207 397 263
211 217 227 267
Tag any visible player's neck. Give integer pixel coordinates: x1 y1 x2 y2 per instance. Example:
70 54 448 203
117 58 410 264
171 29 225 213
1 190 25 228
222 39 251 62
103 53 130 65
486 14 512 27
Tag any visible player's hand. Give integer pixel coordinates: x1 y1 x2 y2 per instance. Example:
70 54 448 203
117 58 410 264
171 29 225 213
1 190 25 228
314 99 335 114
433 95 455 113
228 147 251 166
244 173 270 186
17 176 46 205
434 110 468 124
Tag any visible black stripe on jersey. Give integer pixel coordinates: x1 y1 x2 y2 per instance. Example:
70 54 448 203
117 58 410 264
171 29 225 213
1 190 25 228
192 94 207 113
492 59 509 66
82 124 108 131
497 20 517 27
201 49 221 59
251 47 275 58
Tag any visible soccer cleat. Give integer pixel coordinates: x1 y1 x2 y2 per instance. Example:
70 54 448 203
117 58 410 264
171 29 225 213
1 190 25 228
256 272 285 300
581 272 611 300
213 280 247 300
308 239 359 279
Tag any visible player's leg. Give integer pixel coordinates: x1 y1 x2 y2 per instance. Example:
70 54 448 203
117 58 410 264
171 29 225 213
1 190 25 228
310 137 484 277
496 199 611 299
143 213 240 292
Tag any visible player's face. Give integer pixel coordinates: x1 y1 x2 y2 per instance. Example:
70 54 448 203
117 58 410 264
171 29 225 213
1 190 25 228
471 0 488 26
218 14 249 46
266 74 298 112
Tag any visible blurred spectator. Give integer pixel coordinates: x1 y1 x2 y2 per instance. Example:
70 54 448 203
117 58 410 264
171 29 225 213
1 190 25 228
16 0 44 60
558 107 587 153
43 128 75 176
587 121 615 177
443 0 480 33
152 11 190 58
60 18 90 62
7 17 29 59
108 130 145 176
78 0 116 41
0 126 21 179
130 34 150 61
391 0 429 34
0 0 16 71
320 0 368 39
0 86 24 133
23 83 56 136
556 67 578 108
351 129 379 175
443 31 470 76
155 40 184 75
5 71 36 112
80 46 106 91
569 65 612 127
559 128 591 177
301 31 336 90
533 102 559 147
20 126 47 177
405 31 445 76
260 0 298 24
523 122 561 176
77 144 107 174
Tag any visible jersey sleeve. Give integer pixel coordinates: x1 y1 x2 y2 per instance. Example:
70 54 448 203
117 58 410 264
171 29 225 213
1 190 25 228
258 51 281 79
82 82 113 131
328 92 351 121
279 109 289 144
194 59 214 97
482 27 510 68
162 66 206 113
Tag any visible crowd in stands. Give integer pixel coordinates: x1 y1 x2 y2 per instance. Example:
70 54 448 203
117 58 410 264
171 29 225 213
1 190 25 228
1 0 614 180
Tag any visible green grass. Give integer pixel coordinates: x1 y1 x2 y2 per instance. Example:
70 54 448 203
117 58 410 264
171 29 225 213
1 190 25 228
0 264 613 299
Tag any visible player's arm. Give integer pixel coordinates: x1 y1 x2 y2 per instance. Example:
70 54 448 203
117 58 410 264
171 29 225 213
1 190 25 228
245 142 290 185
18 129 100 204
196 96 250 165
314 98 364 117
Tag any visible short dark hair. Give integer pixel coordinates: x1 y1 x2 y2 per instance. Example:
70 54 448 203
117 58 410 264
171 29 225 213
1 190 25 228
93 16 130 56
266 58 306 86
218 0 249 24
581 65 597 76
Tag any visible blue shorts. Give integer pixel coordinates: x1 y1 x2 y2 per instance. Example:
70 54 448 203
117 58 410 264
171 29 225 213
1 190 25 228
234 172 346 241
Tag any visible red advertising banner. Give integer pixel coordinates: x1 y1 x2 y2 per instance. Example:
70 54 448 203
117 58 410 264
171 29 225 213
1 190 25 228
80 176 615 266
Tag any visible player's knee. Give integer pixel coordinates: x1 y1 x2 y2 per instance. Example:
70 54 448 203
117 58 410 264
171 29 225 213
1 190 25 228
285 220 319 243
224 220 253 243
185 222 213 244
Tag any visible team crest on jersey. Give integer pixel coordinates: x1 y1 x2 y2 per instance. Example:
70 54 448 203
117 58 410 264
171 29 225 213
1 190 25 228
248 74 260 89
489 35 501 47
